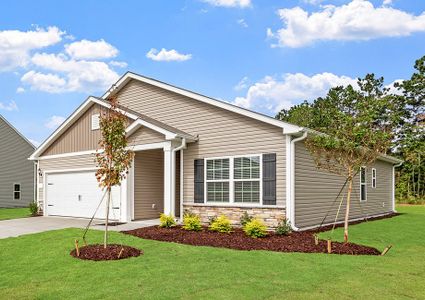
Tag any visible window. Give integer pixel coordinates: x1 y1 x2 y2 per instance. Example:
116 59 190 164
360 167 367 201
234 156 260 203
206 158 230 202
91 114 100 130
371 168 377 188
205 155 262 204
13 184 21 200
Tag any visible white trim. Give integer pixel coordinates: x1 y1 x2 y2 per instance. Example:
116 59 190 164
371 168 377 189
126 118 177 140
103 72 302 133
184 203 285 209
130 157 135 220
285 135 292 222
37 149 97 160
204 154 263 205
43 167 98 174
132 142 170 152
91 113 100 130
360 166 367 202
180 149 184 221
163 142 173 215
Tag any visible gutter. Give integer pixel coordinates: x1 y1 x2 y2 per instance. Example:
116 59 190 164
284 129 308 231
171 138 186 220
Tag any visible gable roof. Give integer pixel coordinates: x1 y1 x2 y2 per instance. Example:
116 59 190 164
0 114 35 149
103 72 302 134
29 96 196 160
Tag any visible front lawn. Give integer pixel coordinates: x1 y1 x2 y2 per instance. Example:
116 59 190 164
0 207 30 221
0 206 424 299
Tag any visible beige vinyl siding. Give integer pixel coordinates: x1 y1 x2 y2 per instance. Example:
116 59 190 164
128 127 165 146
133 149 164 220
42 104 103 156
116 79 286 206
294 142 393 229
38 154 97 208
0 117 35 207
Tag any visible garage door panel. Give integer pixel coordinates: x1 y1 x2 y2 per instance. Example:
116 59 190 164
46 171 121 220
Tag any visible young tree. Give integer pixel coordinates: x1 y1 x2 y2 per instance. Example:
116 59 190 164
95 96 134 248
278 74 402 243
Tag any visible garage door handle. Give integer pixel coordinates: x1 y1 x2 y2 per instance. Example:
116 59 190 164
78 195 82 201
47 204 54 207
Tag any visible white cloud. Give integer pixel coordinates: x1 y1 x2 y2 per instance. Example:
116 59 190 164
45 115 65 129
16 87 25 93
65 39 118 60
21 53 119 93
233 72 357 114
0 26 64 71
28 139 40 147
146 48 192 62
109 60 128 68
268 0 425 48
237 19 248 28
0 100 18 111
202 0 251 8
383 0 393 6
234 76 249 91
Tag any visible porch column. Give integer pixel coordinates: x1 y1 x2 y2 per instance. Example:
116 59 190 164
163 142 174 216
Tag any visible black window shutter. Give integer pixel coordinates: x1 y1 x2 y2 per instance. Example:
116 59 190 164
194 159 204 203
263 153 276 205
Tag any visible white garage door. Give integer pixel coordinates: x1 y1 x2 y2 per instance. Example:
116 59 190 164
46 171 121 220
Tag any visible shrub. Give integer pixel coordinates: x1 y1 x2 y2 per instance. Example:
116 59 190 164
275 218 292 236
183 213 202 231
240 211 253 226
29 201 38 216
243 218 268 238
159 214 176 228
209 215 232 233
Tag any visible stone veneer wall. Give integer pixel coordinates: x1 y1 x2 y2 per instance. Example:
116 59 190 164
183 204 286 228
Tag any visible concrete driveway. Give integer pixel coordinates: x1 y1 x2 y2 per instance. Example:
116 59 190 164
0 216 159 239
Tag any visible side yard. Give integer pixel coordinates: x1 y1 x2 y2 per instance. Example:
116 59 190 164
0 206 424 299
0 208 30 221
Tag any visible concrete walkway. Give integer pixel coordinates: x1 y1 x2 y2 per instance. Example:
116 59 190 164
0 216 159 239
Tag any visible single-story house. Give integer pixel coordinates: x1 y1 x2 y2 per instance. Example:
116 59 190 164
0 115 36 208
29 72 402 230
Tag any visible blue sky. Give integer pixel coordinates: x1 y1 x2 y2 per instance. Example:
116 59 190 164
0 0 424 146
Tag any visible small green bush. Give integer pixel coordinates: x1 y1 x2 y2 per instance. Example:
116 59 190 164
240 211 253 226
209 215 232 233
275 218 291 236
159 214 176 228
183 213 202 231
243 218 268 238
29 201 38 217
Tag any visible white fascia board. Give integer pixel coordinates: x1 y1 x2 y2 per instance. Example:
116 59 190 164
125 119 177 140
103 72 302 133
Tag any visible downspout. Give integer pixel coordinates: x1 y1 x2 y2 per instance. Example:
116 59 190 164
392 161 403 212
289 130 308 231
172 138 186 219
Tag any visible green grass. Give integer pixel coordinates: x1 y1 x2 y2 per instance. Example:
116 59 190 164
0 207 30 220
0 206 424 300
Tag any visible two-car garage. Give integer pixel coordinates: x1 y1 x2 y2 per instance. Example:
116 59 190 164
45 171 121 220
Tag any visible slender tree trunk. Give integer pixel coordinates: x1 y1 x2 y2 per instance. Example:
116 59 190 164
344 169 353 244
104 186 111 249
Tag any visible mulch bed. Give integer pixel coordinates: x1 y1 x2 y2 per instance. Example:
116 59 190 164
70 244 142 261
123 213 399 256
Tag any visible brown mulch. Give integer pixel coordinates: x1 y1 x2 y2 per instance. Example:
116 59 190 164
70 244 142 261
123 213 400 256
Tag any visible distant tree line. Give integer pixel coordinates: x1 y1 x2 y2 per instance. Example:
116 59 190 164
276 55 425 204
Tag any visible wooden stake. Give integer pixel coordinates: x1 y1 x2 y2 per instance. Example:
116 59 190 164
118 247 124 259
381 245 392 256
75 239 80 257
327 239 332 254
314 234 319 245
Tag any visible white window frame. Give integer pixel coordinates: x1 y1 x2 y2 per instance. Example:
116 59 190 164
371 168 377 189
204 154 263 206
91 113 100 130
13 183 21 200
360 166 367 202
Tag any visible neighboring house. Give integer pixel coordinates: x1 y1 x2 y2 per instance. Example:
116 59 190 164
29 72 402 230
0 115 35 208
